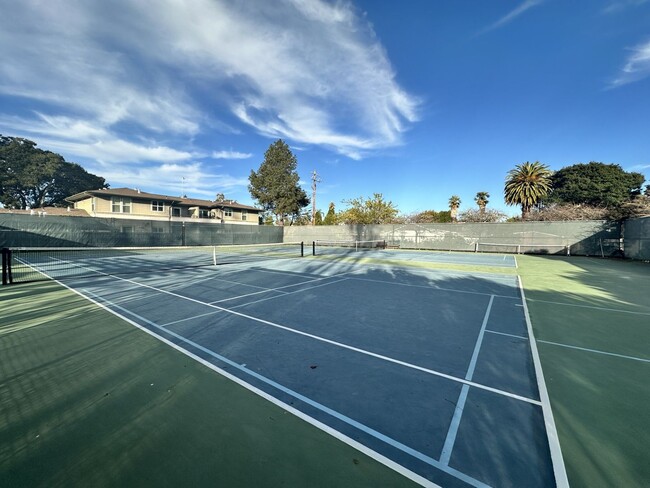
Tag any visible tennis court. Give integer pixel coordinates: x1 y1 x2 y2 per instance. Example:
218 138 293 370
1 245 566 487
311 240 518 268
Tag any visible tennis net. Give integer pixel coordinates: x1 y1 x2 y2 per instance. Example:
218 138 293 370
476 242 569 255
1 242 304 284
312 239 386 256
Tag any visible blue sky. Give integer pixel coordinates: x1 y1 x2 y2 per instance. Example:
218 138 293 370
0 0 648 216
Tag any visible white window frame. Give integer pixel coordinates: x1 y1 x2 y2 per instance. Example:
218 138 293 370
199 209 211 219
241 210 247 221
151 200 165 212
171 207 181 217
224 208 233 218
111 197 132 214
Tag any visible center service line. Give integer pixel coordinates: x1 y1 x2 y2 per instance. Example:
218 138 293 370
439 295 495 466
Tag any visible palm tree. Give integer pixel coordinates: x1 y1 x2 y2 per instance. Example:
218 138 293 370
504 161 552 219
475 192 490 214
448 195 461 222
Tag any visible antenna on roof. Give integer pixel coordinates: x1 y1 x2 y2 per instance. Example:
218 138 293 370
181 176 186 198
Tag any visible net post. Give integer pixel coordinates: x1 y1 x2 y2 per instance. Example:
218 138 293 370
212 246 217 265
1 248 8 286
300 241 304 257
474 242 478 253
312 241 316 256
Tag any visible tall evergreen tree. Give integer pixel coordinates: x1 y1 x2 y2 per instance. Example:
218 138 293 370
323 202 337 225
314 210 324 225
248 139 309 225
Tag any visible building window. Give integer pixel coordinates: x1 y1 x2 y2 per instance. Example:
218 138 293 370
172 207 181 217
151 200 164 212
241 210 247 221
224 208 232 217
152 226 165 233
121 226 134 233
91 198 96 212
111 197 132 213
199 209 211 219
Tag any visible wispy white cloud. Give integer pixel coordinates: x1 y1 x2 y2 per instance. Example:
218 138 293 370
0 0 418 164
0 114 194 163
91 162 249 199
602 0 649 14
609 39 650 87
212 150 253 160
478 0 545 35
626 163 650 172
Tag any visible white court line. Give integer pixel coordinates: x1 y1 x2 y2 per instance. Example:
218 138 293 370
485 330 528 341
161 310 223 327
526 298 650 316
101 292 153 307
440 295 495 466
518 276 570 488
348 276 519 300
210 272 355 304
145 265 305 290
83 289 486 488
209 287 288 304
537 340 650 363
225 278 351 310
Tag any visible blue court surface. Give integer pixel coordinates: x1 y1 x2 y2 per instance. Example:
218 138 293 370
46 257 563 487
316 248 518 268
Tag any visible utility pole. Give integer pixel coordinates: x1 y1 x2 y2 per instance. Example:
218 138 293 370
311 170 321 225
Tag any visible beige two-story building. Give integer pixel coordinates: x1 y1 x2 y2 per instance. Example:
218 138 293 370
66 188 261 225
